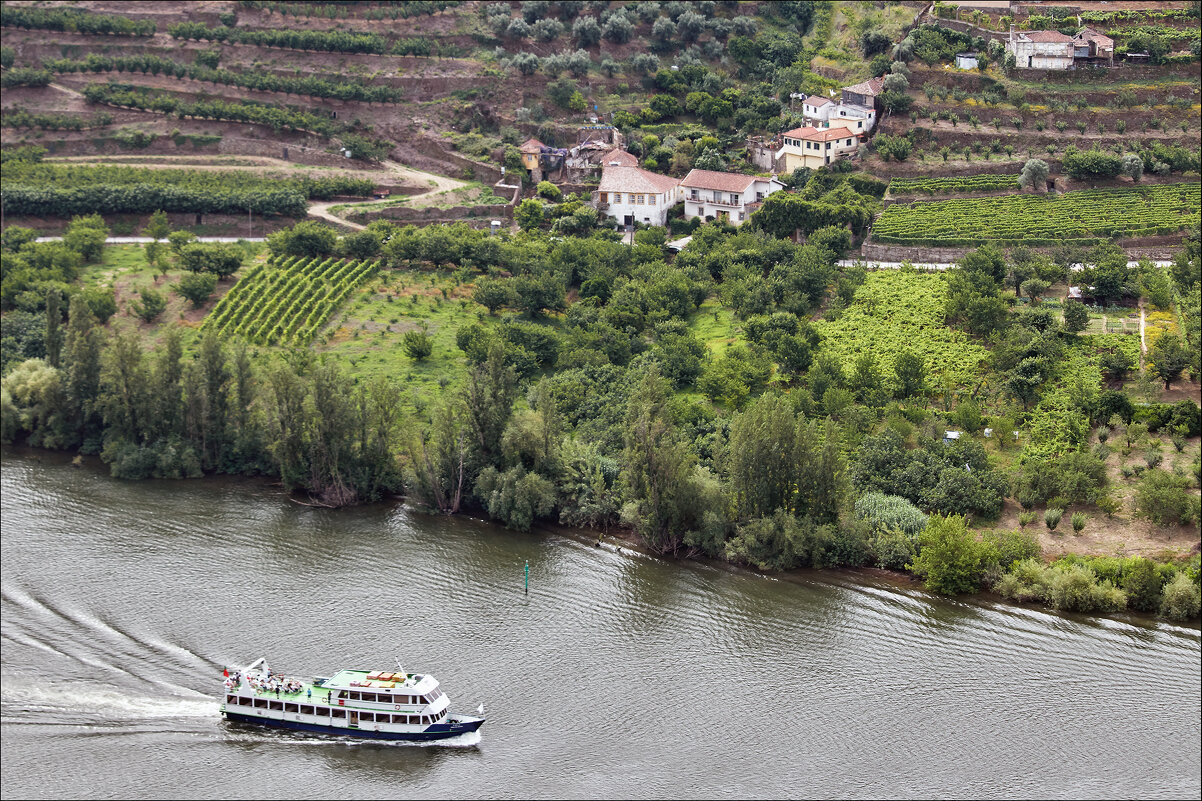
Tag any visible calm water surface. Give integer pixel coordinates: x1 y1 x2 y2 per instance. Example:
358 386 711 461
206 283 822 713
1 451 1199 799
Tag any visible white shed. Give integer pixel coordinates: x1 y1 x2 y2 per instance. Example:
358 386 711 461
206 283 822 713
955 53 979 70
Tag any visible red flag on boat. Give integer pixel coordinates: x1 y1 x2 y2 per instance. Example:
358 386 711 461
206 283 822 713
223 667 229 677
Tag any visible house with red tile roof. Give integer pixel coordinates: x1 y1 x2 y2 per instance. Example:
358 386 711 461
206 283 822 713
679 169 783 226
776 126 860 172
594 166 681 227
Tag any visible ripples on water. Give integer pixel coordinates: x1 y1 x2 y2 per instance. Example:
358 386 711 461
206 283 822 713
1 452 1199 799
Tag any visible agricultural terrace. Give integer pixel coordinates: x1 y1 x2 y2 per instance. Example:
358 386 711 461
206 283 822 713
1 163 373 217
812 271 989 388
888 174 1018 196
872 183 1202 247
204 255 380 345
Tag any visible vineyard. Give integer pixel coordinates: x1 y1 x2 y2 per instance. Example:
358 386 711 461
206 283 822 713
813 271 990 388
204 255 381 345
45 54 404 104
166 22 443 57
0 163 373 217
872 183 1202 247
888 174 1018 196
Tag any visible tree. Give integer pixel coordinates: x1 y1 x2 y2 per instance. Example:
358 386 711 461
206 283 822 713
907 514 993 595
1149 333 1188 390
463 343 516 466
132 288 167 323
267 220 337 258
893 350 927 399
1062 299 1089 333
63 215 108 263
175 271 217 307
179 243 244 278
144 209 170 241
515 199 544 231
572 15 601 46
402 327 434 361
1018 158 1049 190
1122 153 1144 182
472 277 516 315
601 12 633 43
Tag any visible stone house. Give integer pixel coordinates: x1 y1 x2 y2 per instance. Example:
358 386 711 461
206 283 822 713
1006 29 1075 70
841 77 885 111
1073 28 1115 65
679 169 784 226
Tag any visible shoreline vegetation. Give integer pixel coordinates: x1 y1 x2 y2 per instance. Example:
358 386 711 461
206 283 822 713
4 442 1196 630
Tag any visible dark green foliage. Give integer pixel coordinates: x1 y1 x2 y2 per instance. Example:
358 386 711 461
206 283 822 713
175 272 218 308
1134 470 1201 527
132 288 167 323
1 5 156 35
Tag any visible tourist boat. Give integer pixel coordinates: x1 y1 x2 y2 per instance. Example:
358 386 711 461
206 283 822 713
220 658 485 741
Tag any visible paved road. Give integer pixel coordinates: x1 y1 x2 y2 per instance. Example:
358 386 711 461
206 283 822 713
837 259 1174 271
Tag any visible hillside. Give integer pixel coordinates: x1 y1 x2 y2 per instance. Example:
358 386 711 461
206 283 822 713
2 1 1201 620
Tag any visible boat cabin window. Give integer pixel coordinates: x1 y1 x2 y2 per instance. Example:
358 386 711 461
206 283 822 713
253 698 267 708
239 697 252 706
348 692 360 701
226 695 237 704
284 703 298 713
314 706 328 716
299 705 314 715
269 701 283 711
331 709 346 719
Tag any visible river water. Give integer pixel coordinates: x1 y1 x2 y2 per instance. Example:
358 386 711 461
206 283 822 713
1 451 1199 799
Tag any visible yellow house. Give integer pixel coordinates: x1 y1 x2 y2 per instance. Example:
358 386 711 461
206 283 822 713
775 126 859 172
518 138 545 174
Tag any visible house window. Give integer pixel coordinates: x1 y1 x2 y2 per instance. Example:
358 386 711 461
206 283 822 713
825 143 831 149
649 196 656 205
635 194 645 205
599 192 608 203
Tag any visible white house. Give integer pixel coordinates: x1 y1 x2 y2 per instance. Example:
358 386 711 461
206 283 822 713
1006 29 1074 70
679 169 784 226
802 93 877 134
594 165 680 227
776 126 859 171
802 95 834 125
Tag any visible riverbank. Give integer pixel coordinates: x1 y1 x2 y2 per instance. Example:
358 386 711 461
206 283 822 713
4 444 1198 625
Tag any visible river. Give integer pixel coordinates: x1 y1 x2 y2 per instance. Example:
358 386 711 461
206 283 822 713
1 451 1199 799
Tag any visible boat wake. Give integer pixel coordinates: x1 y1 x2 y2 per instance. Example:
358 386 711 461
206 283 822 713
219 722 483 748
0 675 214 725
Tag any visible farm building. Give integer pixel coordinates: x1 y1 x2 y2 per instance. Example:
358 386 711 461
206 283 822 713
955 53 979 70
1006 29 1074 70
679 169 783 226
1073 28 1115 65
841 77 885 111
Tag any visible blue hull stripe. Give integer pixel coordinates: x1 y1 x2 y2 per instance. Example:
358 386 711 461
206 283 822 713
223 711 482 741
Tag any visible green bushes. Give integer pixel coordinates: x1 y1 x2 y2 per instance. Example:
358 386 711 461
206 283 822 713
997 554 1200 619
1062 148 1124 180
1133 470 1201 527
1 163 371 218
46 53 404 103
855 492 929 536
0 5 155 36
907 514 994 595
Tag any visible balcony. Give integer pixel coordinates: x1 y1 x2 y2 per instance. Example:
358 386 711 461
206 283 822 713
687 194 741 208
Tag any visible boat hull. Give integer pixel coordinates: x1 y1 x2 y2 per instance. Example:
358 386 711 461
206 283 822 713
223 710 483 741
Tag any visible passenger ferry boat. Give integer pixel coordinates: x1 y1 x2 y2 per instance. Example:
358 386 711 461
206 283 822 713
220 658 485 741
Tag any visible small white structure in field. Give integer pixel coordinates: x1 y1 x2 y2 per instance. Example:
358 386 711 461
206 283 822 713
944 430 962 443
955 53 979 70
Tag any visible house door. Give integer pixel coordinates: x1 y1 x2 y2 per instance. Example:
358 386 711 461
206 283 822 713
349 711 359 728
624 215 634 227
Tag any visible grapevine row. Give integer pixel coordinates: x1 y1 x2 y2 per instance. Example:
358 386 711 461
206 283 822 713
204 257 380 346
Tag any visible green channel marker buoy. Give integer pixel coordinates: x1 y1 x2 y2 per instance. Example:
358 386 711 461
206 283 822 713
524 560 529 595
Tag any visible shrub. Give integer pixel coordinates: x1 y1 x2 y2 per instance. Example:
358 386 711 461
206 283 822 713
1018 511 1038 528
1044 508 1063 531
401 328 433 361
908 514 994 595
535 181 562 201
1045 564 1127 613
1134 470 1200 527
132 288 167 323
1159 572 1201 620
175 271 218 308
854 492 928 536
1070 512 1086 534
